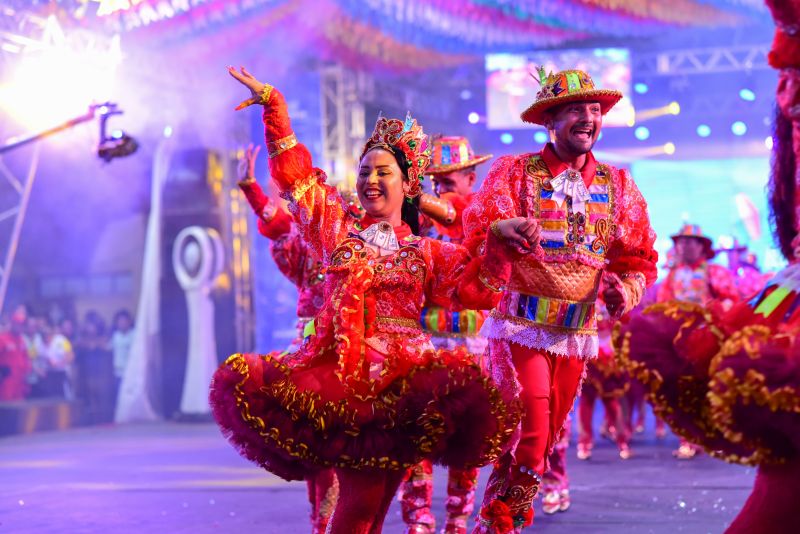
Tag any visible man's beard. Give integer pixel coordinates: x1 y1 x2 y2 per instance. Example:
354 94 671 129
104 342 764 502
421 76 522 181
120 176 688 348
563 136 595 156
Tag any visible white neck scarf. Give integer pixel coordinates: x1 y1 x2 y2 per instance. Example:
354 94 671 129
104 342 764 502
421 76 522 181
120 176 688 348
550 169 591 216
359 221 400 252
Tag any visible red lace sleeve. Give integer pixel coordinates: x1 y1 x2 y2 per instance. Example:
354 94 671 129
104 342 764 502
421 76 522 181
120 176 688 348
238 179 269 215
455 156 526 309
238 179 292 239
270 230 308 288
606 169 658 304
462 156 522 256
424 239 471 309
257 207 293 241
261 89 350 259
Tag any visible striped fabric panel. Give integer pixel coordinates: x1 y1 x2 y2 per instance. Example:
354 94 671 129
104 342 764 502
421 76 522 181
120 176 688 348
514 294 597 330
420 307 485 334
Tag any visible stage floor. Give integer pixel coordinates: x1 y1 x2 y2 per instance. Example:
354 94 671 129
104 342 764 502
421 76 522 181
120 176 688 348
0 421 752 533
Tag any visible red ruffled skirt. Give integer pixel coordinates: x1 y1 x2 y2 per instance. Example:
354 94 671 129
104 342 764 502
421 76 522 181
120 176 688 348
210 346 521 482
618 278 800 464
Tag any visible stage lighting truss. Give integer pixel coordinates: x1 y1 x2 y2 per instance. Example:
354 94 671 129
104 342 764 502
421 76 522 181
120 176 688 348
634 43 770 76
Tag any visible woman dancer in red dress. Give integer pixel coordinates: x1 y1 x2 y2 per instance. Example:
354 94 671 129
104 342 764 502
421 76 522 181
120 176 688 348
211 67 522 533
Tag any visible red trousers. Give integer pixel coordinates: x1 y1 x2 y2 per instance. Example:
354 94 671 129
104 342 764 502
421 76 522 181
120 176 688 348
328 467 405 534
542 416 571 493
578 384 630 448
510 344 585 475
306 469 338 533
472 344 585 533
400 458 479 533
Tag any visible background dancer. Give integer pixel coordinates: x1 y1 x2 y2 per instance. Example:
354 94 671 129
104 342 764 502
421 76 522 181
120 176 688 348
236 145 337 533
656 223 737 459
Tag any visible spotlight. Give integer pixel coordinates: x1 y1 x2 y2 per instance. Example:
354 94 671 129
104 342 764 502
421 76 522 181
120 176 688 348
765 136 774 149
98 134 138 162
460 89 473 100
500 133 513 145
467 112 480 124
696 125 711 138
95 102 138 162
634 126 650 141
668 102 681 115
634 83 649 94
163 126 173 138
739 89 756 102
663 142 676 155
731 121 747 136
533 131 548 144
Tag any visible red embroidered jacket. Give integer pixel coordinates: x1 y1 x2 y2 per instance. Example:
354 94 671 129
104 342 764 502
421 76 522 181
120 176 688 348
462 145 658 358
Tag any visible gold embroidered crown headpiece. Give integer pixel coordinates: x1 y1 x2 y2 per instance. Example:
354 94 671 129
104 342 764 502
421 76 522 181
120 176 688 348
361 112 431 198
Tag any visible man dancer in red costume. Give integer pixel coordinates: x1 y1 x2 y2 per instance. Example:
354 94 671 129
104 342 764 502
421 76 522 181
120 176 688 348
400 135 493 534
464 67 658 532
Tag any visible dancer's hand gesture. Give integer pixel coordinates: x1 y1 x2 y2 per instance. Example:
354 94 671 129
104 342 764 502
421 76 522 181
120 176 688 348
228 65 268 110
602 284 625 319
237 144 261 183
494 217 541 250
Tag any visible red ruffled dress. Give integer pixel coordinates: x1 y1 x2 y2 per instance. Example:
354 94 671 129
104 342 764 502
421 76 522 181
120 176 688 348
210 92 521 482
619 263 800 533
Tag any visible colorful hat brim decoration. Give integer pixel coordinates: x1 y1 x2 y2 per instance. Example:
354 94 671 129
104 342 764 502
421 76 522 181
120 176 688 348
520 67 623 126
521 90 622 126
427 153 493 175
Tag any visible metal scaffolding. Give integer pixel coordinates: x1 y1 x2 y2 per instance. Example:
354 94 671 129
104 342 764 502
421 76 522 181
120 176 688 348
635 43 771 76
319 65 365 188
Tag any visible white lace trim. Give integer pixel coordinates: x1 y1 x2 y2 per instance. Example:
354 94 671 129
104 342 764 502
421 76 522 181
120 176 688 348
480 315 598 359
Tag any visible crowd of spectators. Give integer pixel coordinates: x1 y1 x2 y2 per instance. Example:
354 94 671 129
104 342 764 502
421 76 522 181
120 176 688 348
0 304 135 425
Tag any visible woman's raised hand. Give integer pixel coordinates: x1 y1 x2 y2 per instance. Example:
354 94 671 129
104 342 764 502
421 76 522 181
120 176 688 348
237 144 261 182
228 66 268 110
